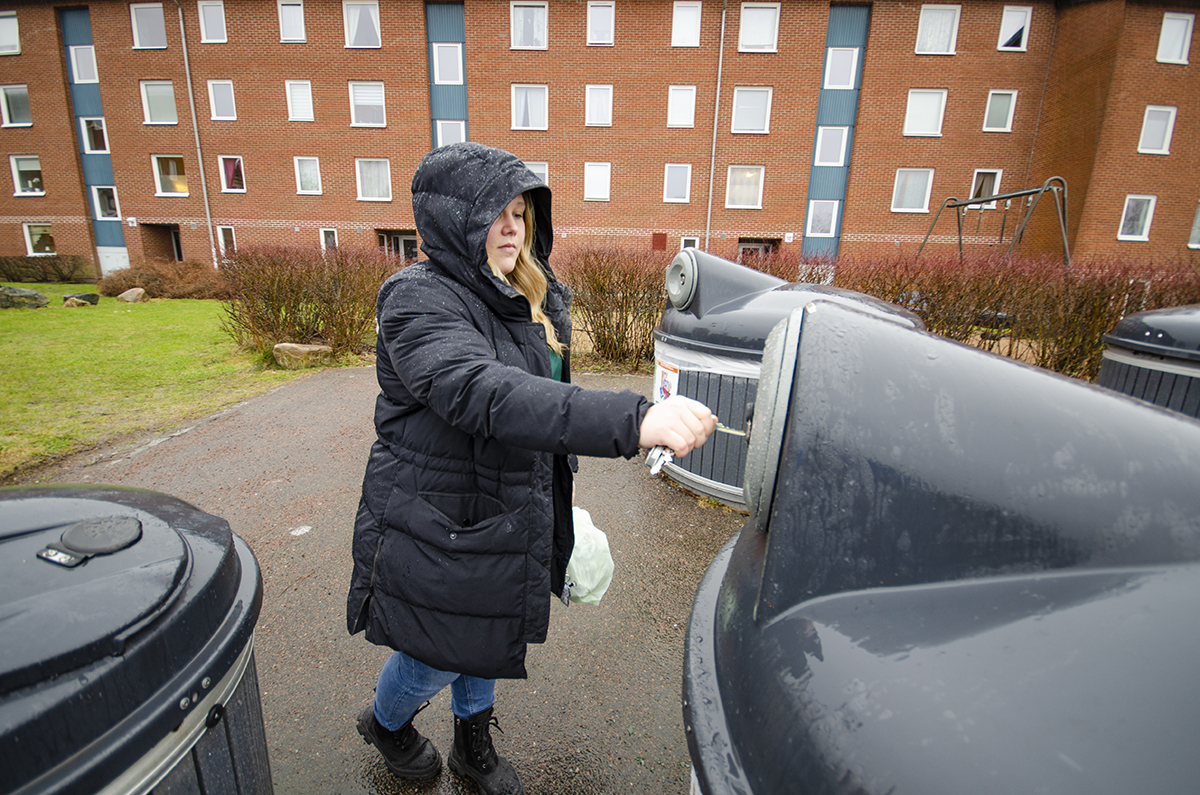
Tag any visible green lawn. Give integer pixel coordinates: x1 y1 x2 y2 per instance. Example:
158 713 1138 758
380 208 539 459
1 284 311 482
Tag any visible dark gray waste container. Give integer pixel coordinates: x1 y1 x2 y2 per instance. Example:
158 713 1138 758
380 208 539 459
1097 303 1200 419
0 485 272 795
652 249 923 508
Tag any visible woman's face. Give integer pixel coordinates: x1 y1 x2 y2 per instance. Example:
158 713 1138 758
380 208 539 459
486 194 526 276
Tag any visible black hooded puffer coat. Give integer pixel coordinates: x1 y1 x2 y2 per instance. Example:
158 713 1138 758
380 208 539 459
346 143 649 679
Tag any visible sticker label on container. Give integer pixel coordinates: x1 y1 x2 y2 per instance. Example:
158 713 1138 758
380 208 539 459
655 360 679 402
38 546 86 568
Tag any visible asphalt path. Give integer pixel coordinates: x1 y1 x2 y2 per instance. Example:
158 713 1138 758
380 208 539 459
26 367 745 795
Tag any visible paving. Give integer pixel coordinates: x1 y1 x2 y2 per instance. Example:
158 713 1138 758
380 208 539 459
26 368 746 795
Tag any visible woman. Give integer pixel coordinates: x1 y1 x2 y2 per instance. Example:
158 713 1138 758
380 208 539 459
347 142 714 795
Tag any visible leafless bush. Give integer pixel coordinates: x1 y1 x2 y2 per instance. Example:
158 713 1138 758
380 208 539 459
0 255 94 283
99 259 229 299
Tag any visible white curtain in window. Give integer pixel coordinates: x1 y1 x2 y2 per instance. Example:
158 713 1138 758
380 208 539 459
201 2 227 41
358 159 389 199
1120 198 1152 237
0 14 19 54
732 88 769 132
145 83 177 123
288 82 313 120
3 85 31 124
664 164 690 201
905 90 944 135
893 169 930 210
998 7 1027 48
351 83 384 124
816 127 845 165
296 158 320 192
917 8 956 52
808 201 836 236
134 4 168 47
668 86 696 126
584 162 611 200
513 5 546 47
72 46 98 82
587 86 612 124
985 92 1014 130
514 86 546 128
345 2 380 46
740 6 776 49
1157 14 1193 62
589 3 614 44
1140 108 1173 151
280 3 305 40
672 2 700 46
727 167 762 206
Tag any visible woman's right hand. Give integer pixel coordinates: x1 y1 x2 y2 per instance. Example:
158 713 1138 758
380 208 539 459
639 395 717 458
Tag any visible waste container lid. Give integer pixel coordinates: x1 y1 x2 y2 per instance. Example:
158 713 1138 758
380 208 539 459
1104 303 1200 363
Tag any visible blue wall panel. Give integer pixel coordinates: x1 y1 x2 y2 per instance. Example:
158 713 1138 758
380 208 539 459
426 3 467 149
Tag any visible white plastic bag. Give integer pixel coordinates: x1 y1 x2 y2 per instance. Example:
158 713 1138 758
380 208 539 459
565 507 614 605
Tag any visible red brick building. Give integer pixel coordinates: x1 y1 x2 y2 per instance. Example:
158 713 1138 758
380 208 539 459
0 0 1196 274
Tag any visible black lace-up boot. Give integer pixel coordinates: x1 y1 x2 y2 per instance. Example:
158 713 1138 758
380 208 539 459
356 701 441 780
447 706 525 795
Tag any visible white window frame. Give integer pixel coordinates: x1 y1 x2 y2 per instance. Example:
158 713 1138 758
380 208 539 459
585 84 613 126
1 84 31 127
141 80 178 125
321 228 338 250
152 154 188 197
1157 12 1194 64
511 1 548 50
198 0 227 43
524 161 549 183
903 89 947 136
738 2 780 53
1188 201 1200 249
343 1 380 48
997 6 1030 51
218 225 236 256
725 165 764 209
0 11 20 56
663 163 692 203
983 89 1017 132
731 86 772 134
915 4 960 55
432 43 463 85
824 47 859 89
1137 105 1177 155
814 126 848 167
207 79 236 120
80 117 109 154
891 168 934 213
91 185 120 219
672 1 702 47
806 200 839 237
131 3 168 48
10 154 43 196
968 169 1002 209
286 80 313 121
355 157 391 201
70 46 98 83
588 1 615 46
218 155 245 192
511 84 549 130
1118 195 1156 241
294 156 322 194
667 85 696 127
437 119 466 147
584 161 611 201
23 223 54 256
349 81 386 127
278 0 305 42
681 236 700 249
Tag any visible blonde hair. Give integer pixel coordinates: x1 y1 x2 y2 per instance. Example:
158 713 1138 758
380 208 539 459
488 195 565 356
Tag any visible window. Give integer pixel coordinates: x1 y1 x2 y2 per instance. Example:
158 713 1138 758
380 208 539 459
152 155 188 196
731 87 772 133
1 84 30 126
356 157 391 201
511 2 547 49
92 186 120 219
294 156 321 194
667 86 696 127
343 1 380 48
681 236 700 249
512 84 548 130
824 48 858 89
738 2 779 52
349 82 385 126
584 162 611 201
664 163 691 202
0 11 19 55
278 0 305 42
1189 202 1200 249
81 118 109 153
286 80 313 121
199 1 227 42
903 89 947 136
725 165 764 209
219 155 245 192
131 3 167 48
321 228 338 250
969 169 1002 208
588 1 614 45
218 226 236 256
141 81 178 124
10 155 43 195
1138 105 1177 154
983 90 1017 132
672 1 701 47
586 85 613 126
1157 12 1194 64
916 5 960 54
997 6 1030 51
814 126 848 167
1118 195 1156 241
524 161 548 183
437 120 466 146
892 168 933 212
208 80 236 120
433 43 463 85
23 223 54 256
70 46 98 83
377 231 418 260
806 200 838 237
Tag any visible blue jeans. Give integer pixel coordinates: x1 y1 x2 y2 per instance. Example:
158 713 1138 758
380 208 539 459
373 649 496 730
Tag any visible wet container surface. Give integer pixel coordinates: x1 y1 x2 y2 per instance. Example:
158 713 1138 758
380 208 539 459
1097 303 1200 418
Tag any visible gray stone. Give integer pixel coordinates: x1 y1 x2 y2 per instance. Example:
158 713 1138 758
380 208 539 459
0 285 49 309
273 342 336 370
63 292 100 305
116 287 147 303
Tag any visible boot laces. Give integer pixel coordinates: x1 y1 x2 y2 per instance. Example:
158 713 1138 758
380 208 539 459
471 714 503 769
391 700 431 749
